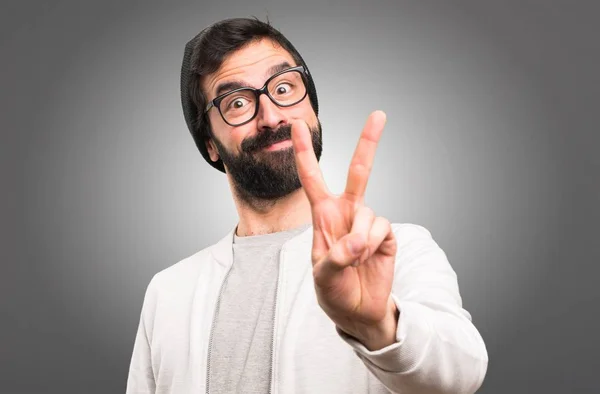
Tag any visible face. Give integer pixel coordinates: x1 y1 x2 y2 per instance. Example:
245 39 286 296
202 38 322 202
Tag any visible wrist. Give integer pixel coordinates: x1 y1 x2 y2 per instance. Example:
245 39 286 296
339 297 399 351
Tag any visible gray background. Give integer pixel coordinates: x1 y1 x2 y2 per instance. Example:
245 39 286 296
1 0 598 393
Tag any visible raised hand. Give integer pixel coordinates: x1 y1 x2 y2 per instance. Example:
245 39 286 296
291 111 398 350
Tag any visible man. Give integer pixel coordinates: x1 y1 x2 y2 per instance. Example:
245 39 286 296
126 17 488 394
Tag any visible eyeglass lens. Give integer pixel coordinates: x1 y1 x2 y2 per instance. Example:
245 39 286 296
219 70 306 125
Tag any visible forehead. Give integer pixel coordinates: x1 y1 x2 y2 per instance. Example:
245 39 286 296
202 38 297 98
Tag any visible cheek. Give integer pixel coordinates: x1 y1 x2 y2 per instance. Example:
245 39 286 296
209 115 240 152
293 100 318 126
229 123 257 151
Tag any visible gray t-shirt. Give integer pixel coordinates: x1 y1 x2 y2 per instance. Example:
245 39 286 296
207 223 311 394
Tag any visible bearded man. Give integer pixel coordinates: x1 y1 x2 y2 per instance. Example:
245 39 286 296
126 17 488 394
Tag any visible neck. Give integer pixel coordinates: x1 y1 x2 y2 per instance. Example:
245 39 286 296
231 186 312 237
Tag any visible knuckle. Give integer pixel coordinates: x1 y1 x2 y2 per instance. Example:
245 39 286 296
352 161 371 175
357 205 375 217
376 216 390 227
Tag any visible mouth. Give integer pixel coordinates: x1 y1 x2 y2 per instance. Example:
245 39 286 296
262 139 292 151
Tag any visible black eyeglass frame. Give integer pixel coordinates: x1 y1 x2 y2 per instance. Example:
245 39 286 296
204 65 310 127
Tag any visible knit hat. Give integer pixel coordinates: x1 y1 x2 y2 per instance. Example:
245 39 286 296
180 20 319 173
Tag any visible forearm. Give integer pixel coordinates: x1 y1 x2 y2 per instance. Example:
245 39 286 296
338 295 488 394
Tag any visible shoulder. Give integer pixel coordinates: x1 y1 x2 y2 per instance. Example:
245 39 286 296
152 227 235 288
143 242 219 300
390 222 450 266
391 222 435 246
157 247 212 282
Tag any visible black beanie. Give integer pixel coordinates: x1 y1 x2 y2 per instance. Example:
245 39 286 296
180 19 319 173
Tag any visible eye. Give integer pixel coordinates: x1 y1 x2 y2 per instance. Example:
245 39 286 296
226 97 250 110
275 83 292 95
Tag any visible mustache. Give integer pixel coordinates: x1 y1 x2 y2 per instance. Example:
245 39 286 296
241 125 293 152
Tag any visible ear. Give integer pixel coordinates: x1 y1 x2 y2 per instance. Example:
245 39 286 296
206 138 219 162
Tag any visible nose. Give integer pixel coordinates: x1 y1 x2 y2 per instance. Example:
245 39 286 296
255 93 286 131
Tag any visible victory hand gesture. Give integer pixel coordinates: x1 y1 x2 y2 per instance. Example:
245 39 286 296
291 111 399 351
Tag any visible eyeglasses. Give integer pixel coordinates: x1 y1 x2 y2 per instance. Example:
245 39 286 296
204 65 309 127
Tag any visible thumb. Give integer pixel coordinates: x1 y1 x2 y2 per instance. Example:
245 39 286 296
322 233 367 272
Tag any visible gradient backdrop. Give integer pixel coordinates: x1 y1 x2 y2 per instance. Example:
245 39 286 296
2 1 599 393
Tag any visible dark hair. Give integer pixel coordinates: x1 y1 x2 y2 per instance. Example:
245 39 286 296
180 17 319 173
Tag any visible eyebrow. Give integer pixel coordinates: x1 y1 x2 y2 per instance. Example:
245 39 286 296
214 81 246 98
267 61 292 77
213 61 293 98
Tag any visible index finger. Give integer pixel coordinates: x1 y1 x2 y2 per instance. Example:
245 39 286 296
344 110 387 202
291 119 330 205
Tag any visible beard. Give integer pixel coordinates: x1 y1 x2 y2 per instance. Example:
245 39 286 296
211 120 323 204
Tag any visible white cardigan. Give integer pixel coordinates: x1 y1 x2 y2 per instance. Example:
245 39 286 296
126 223 488 393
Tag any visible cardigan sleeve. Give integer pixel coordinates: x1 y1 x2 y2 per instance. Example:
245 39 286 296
337 223 488 394
126 275 158 394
